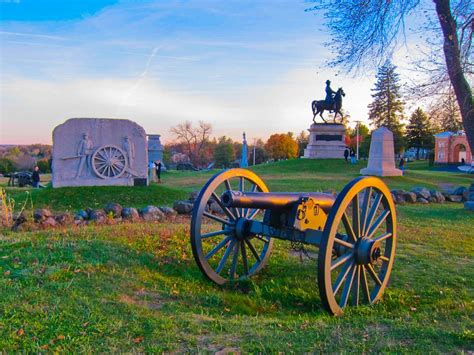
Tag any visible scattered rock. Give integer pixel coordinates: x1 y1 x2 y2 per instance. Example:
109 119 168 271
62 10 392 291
417 197 429 204
75 210 89 220
89 209 106 223
41 217 57 228
430 190 445 203
188 191 200 202
464 201 474 210
104 203 123 218
391 193 397 204
173 200 194 214
55 213 73 225
11 212 27 231
411 187 431 200
122 207 140 221
396 194 406 205
159 206 178 217
445 195 462 203
453 186 467 196
140 206 165 221
403 192 417 203
208 200 223 214
428 196 437 203
33 208 52 222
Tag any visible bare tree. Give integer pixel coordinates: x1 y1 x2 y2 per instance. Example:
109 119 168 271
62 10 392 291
170 121 212 167
307 0 473 151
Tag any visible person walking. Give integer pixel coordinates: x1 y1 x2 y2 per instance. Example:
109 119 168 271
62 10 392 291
344 147 349 163
399 157 405 175
350 148 356 164
155 160 162 183
32 166 40 188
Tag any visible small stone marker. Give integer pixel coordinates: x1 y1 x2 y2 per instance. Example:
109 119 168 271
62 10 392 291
360 127 402 177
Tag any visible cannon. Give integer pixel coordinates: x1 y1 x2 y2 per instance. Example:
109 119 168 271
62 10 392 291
190 169 397 315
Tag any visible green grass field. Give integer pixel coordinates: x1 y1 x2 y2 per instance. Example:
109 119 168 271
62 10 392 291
0 159 473 351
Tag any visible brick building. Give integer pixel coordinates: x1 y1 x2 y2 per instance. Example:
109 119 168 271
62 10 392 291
434 131 472 164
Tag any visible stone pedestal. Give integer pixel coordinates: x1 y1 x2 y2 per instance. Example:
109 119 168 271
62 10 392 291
303 123 346 159
360 126 402 177
147 134 164 164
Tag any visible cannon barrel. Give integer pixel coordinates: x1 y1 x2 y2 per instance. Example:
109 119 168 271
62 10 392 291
221 191 335 213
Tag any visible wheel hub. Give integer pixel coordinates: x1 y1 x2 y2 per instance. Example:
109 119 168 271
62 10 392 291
234 218 252 240
354 237 381 265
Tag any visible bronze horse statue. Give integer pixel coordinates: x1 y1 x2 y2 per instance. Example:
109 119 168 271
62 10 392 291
312 88 345 124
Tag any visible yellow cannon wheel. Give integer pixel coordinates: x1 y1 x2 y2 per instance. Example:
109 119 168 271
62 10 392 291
318 176 397 316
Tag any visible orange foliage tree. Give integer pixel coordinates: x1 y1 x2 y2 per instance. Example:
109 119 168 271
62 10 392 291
264 133 298 160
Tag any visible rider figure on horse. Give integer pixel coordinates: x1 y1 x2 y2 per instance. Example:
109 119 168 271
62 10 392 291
325 80 336 112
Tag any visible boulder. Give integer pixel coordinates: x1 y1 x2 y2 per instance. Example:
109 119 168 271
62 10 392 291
403 192 417 203
140 206 165 221
464 201 474 211
122 207 140 221
104 203 123 218
41 217 57 228
411 187 431 200
173 200 194 215
430 190 445 203
428 196 438 203
54 213 73 225
11 212 27 231
75 210 89 220
417 197 429 204
391 193 397 204
33 208 53 222
445 195 462 203
208 200 224 214
453 186 467 196
159 206 178 217
89 209 107 223
188 191 200 202
396 194 406 205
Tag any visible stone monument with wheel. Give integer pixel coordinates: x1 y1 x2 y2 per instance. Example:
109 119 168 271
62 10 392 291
52 118 148 187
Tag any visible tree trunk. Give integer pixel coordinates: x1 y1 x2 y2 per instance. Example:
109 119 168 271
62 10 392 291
434 0 474 152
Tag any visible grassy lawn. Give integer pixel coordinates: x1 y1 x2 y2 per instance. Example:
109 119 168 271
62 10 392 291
0 159 473 351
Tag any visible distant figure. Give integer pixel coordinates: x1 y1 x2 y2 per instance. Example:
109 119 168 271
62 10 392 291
461 157 466 165
154 160 162 183
399 157 405 175
344 147 349 163
350 148 356 164
32 166 40 188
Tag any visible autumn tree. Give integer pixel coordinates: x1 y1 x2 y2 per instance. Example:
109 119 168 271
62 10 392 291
265 133 298 160
406 108 436 159
367 61 406 153
214 136 235 168
307 0 473 152
170 121 212 167
296 130 309 156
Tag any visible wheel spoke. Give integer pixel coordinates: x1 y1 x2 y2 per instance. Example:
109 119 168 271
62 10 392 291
360 187 372 236
339 264 357 308
334 236 354 249
201 229 228 239
203 211 234 226
342 212 357 242
352 193 360 238
205 236 232 260
366 210 390 239
253 235 270 243
364 193 382 236
224 180 240 218
245 240 261 262
211 192 236 221
215 240 235 274
373 232 392 243
333 260 354 294
351 265 361 306
366 264 383 286
241 241 249 275
331 251 353 271
229 241 240 280
361 266 371 303
379 255 390 262
247 208 260 220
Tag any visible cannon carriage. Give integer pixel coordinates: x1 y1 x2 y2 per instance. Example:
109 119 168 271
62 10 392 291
190 168 397 315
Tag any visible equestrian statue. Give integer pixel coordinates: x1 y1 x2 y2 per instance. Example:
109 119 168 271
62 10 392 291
312 80 345 124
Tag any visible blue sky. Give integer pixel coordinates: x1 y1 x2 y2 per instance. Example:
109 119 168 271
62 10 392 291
1 0 419 144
